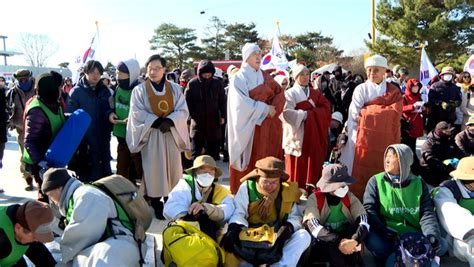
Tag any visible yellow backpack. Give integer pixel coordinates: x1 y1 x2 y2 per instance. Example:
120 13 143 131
161 220 225 267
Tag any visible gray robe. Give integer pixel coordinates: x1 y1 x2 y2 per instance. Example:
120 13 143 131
126 81 190 197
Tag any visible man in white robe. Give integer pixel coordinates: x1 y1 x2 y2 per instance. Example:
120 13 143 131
127 54 190 219
339 55 402 198
227 43 285 193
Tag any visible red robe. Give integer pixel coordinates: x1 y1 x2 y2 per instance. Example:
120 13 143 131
351 83 402 199
229 72 285 193
284 89 332 188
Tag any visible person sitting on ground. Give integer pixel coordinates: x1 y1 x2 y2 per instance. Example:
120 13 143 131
433 156 474 266
303 163 369 266
164 155 234 240
420 121 464 187
41 168 141 266
220 156 311 266
0 200 56 267
455 116 474 157
364 144 444 266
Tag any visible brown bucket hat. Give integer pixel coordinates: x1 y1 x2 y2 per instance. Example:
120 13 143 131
185 155 223 178
240 156 289 182
316 164 356 193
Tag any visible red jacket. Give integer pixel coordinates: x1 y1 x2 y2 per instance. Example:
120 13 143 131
402 79 424 138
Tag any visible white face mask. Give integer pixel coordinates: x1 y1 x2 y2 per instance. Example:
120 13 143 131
196 173 214 188
442 74 453 82
333 185 349 198
411 86 419 93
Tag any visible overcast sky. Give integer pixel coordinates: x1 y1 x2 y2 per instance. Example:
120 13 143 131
1 0 373 67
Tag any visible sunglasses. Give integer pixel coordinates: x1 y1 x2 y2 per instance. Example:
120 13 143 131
463 76 471 79
18 77 30 83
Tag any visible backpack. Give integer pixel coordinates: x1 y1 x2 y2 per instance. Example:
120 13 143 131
92 174 154 265
394 232 435 267
313 188 351 212
161 220 224 267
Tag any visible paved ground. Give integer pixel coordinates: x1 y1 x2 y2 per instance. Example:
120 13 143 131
0 131 467 266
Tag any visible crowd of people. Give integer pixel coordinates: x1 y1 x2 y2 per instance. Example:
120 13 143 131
0 42 473 267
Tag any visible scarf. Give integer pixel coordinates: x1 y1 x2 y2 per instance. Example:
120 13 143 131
255 180 281 220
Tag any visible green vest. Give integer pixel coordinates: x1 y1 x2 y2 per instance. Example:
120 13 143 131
376 172 422 234
113 87 132 138
66 186 134 239
326 202 349 233
0 206 29 266
22 98 65 164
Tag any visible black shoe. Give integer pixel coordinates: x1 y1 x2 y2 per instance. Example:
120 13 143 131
151 197 166 220
25 185 36 191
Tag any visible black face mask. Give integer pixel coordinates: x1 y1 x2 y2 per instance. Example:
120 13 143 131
118 78 130 90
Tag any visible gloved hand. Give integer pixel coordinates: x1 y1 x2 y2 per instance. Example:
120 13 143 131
441 101 449 110
276 222 294 244
151 118 163 129
427 234 441 255
336 133 348 150
158 118 174 133
317 227 340 245
221 223 244 252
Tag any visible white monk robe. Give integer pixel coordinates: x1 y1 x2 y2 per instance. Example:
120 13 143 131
126 81 190 197
339 79 387 174
227 64 269 172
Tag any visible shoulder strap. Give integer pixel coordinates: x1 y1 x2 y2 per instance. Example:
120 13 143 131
341 194 351 209
205 183 216 204
441 180 462 202
313 189 351 212
313 189 325 211
183 175 197 203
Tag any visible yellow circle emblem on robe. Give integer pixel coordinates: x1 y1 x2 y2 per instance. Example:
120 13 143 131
158 100 170 113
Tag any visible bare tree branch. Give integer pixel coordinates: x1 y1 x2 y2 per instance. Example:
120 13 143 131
18 33 58 67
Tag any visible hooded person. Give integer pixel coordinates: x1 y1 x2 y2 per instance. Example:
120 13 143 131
433 156 474 265
339 55 403 199
401 79 424 174
280 64 332 188
455 116 474 157
227 43 285 193
427 66 462 131
363 144 443 266
7 69 36 190
23 71 66 201
41 168 141 266
221 156 311 266
302 164 369 266
0 200 56 266
420 121 464 186
179 69 195 88
185 59 226 161
164 155 234 240
108 59 143 184
126 54 190 220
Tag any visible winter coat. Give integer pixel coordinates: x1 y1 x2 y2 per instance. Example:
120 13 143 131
0 88 7 143
334 80 357 122
420 131 464 186
57 178 137 264
66 76 113 182
363 144 440 239
23 98 64 164
185 60 226 141
455 128 474 157
428 80 462 124
6 85 35 129
402 79 424 138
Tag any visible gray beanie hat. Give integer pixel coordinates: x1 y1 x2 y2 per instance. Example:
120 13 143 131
41 168 72 193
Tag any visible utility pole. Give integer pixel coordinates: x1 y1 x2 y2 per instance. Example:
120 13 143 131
372 0 376 47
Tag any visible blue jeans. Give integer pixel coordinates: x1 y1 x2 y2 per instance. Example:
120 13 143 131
366 231 398 265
